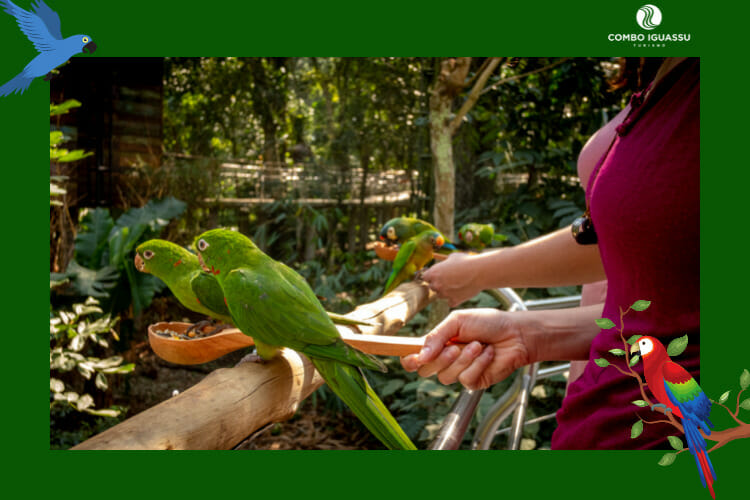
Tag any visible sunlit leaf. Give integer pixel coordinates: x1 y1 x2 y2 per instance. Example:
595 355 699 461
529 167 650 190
608 349 626 356
667 334 688 357
629 354 640 366
631 420 643 439
667 435 684 450
631 300 651 311
740 369 750 390
595 318 615 329
718 390 731 404
658 452 677 466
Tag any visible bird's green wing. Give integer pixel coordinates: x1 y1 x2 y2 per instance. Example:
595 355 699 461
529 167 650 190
190 271 233 323
223 266 385 371
385 238 416 293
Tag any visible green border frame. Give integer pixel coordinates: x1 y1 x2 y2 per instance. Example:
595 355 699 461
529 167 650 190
2 1 747 498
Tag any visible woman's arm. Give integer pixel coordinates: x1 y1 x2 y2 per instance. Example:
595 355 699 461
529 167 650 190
401 303 604 390
423 227 606 306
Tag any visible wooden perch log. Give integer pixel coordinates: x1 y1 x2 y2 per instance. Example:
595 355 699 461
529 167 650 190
72 281 436 450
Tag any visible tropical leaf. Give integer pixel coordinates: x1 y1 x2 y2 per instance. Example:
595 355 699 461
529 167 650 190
740 369 750 390
595 318 615 329
667 435 684 450
75 208 115 268
630 420 643 439
113 197 187 235
626 334 643 344
631 300 651 311
667 334 689 357
62 261 120 298
658 452 677 466
718 390 731 404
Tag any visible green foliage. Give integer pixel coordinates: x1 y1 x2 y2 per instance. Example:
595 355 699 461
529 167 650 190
740 369 750 390
50 99 92 206
596 318 616 329
50 297 132 418
667 334 689 357
630 419 643 439
658 452 677 466
631 300 651 311
52 198 187 316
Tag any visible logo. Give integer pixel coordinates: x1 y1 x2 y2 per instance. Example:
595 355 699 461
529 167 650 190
607 4 690 47
636 4 662 30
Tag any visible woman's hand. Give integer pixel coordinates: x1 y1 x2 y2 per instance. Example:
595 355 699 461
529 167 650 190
400 308 532 390
421 252 485 307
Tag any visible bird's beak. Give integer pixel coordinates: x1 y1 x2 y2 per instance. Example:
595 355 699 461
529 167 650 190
435 235 445 248
197 251 210 272
134 253 146 272
83 41 97 54
630 343 640 354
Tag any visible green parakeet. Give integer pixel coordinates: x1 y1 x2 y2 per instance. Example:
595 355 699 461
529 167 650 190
135 239 371 331
194 229 416 450
457 223 506 250
135 239 234 327
379 217 456 251
383 230 445 296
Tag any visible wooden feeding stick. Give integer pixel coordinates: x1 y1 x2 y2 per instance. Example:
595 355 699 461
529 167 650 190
72 281 436 450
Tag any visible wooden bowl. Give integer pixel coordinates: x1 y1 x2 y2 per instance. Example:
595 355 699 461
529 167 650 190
148 321 436 366
148 322 255 365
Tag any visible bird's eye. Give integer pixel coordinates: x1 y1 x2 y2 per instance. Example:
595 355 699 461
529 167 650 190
197 239 209 252
82 36 89 43
143 250 154 260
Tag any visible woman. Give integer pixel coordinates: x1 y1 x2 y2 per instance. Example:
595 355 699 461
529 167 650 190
401 57 699 449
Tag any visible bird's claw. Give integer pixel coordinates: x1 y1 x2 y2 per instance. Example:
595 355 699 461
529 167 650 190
650 403 672 414
236 349 265 366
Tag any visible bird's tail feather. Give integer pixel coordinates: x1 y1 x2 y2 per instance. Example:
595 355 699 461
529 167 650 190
312 358 416 450
0 73 33 97
684 419 716 498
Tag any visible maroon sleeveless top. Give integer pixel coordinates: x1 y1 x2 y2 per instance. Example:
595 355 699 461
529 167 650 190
551 59 699 449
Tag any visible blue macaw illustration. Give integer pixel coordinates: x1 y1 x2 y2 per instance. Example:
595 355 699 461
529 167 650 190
0 0 96 96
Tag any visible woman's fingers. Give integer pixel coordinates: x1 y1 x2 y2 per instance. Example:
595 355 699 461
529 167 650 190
457 345 495 390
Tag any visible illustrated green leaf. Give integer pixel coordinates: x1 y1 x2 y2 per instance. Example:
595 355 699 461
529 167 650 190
594 358 610 368
718 390 731 404
631 300 651 311
667 435 684 450
667 334 689 357
741 369 750 390
630 420 643 439
740 398 750 411
631 400 649 407
626 335 643 345
658 452 677 466
629 354 640 366
608 349 626 356
595 318 616 329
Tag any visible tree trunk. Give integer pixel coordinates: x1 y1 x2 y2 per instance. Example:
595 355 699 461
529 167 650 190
427 58 472 327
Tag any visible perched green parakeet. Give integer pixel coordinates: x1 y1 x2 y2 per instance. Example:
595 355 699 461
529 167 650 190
194 229 416 450
379 217 456 251
457 223 506 250
135 239 234 327
383 230 445 296
135 239 370 331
